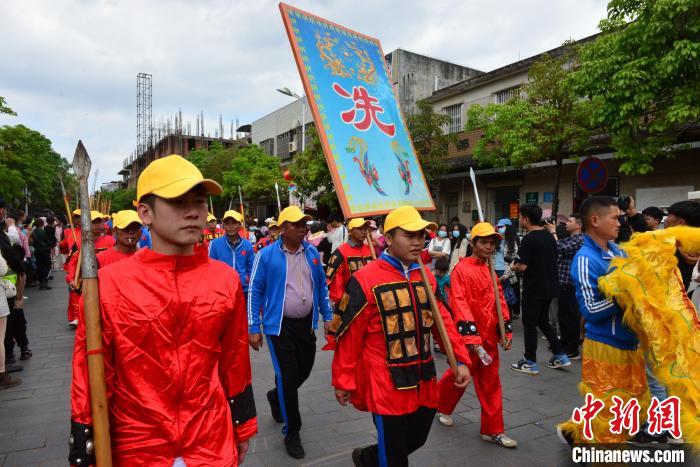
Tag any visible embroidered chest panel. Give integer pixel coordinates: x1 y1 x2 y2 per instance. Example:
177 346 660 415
372 280 436 389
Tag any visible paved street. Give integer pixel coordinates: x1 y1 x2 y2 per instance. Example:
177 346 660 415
0 272 695 466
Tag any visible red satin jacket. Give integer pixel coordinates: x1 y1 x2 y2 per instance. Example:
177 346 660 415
331 254 471 415
450 256 513 344
70 245 256 466
325 242 373 303
65 235 115 284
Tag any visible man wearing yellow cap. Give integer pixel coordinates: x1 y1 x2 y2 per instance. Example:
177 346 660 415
331 206 471 467
209 209 255 296
325 218 373 305
248 205 332 460
255 221 280 252
203 213 224 243
70 210 143 433
65 211 115 327
68 155 257 467
436 222 516 448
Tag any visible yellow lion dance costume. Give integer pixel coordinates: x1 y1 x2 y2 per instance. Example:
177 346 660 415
597 226 700 448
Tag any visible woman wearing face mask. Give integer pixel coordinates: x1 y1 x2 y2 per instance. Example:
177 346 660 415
448 223 470 273
494 219 520 319
428 224 451 271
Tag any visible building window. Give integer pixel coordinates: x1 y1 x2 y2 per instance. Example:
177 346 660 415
276 132 291 160
260 138 274 156
444 104 463 134
495 86 521 104
457 138 470 151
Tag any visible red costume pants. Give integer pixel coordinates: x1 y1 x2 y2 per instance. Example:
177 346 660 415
438 339 504 436
67 289 80 323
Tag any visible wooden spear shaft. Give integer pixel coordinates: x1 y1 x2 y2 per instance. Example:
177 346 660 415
73 140 112 466
417 257 458 373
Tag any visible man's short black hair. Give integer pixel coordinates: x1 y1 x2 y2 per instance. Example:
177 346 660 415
668 201 700 227
327 213 343 224
140 194 156 210
641 206 664 223
0 197 5 209
434 256 449 273
579 196 617 231
519 203 542 224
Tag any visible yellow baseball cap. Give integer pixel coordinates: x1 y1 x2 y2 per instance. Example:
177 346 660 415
347 218 370 230
470 222 503 241
207 213 217 222
277 205 311 226
136 154 222 202
90 211 105 221
384 206 437 233
222 210 243 222
72 209 81 216
112 210 143 229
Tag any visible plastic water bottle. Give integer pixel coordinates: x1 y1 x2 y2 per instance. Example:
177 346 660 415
475 345 493 366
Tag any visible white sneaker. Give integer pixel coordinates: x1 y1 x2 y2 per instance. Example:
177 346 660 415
437 413 454 426
68 319 78 328
481 433 517 448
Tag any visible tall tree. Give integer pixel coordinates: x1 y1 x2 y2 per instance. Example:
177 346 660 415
467 48 592 216
0 96 16 116
222 145 286 205
0 124 76 213
570 0 700 174
406 100 456 196
289 127 340 211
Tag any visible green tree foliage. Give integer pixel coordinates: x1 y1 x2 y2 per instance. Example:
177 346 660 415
289 127 340 210
222 145 286 204
570 0 700 174
0 96 16 116
406 100 455 191
467 49 592 216
100 188 137 212
0 124 76 213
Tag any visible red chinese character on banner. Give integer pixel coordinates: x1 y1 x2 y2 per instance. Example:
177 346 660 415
571 393 605 441
332 82 396 137
647 396 682 439
609 395 641 436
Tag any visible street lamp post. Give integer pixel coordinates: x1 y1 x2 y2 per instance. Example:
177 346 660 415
276 87 306 152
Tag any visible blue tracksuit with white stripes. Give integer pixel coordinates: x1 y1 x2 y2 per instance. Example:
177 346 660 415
570 234 638 350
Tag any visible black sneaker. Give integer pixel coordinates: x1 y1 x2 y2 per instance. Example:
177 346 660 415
352 447 369 467
284 431 305 459
627 430 668 446
267 389 283 423
5 363 23 373
566 352 581 360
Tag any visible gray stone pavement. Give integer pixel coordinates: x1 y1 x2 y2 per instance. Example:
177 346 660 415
0 272 696 466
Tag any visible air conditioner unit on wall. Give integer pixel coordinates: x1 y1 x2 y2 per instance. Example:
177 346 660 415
289 141 297 153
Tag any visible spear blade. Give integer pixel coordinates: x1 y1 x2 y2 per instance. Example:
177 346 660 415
72 140 98 280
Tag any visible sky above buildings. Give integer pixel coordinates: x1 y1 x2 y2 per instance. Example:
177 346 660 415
0 0 608 187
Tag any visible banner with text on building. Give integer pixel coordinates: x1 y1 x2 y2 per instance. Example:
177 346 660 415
279 3 435 218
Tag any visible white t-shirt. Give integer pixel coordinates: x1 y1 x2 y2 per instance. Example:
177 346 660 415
428 237 451 270
327 225 348 253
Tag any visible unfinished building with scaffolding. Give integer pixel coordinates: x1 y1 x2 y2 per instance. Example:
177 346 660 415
119 73 251 188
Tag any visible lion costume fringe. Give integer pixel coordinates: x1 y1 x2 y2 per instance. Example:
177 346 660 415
597 226 700 447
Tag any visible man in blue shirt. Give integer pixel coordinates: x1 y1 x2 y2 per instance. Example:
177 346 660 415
209 210 255 296
558 196 647 446
248 205 332 460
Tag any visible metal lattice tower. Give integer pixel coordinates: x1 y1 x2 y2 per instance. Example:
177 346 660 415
136 73 153 171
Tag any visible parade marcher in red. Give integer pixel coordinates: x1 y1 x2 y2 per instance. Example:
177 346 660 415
69 155 257 466
202 213 225 242
70 209 142 438
326 217 373 305
254 221 280 252
331 206 471 467
65 211 115 327
436 222 517 448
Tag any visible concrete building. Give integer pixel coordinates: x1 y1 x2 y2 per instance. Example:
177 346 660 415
251 49 482 161
119 132 250 188
424 36 700 227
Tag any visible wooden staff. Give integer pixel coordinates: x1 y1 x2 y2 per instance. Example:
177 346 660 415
274 182 282 216
417 257 458 373
58 174 79 246
238 186 247 231
469 168 507 346
73 140 112 466
365 228 376 259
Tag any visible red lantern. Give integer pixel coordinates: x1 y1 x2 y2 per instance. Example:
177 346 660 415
283 170 292 181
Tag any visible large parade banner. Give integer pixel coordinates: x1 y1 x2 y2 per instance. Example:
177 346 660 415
280 3 435 218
